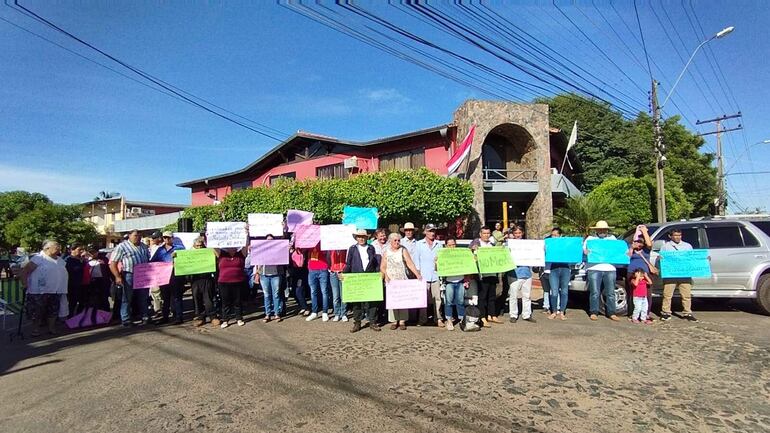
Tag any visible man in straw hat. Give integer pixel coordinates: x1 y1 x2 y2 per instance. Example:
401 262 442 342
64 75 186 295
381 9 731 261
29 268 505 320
583 221 621 322
400 222 418 257
343 229 382 332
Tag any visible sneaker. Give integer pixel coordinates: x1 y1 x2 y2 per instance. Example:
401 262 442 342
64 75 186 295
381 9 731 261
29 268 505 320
446 321 454 331
237 320 245 327
332 316 340 322
660 313 672 322
210 318 221 327
220 321 229 329
509 316 518 323
682 314 698 322
523 317 536 323
305 313 318 322
322 313 330 322
341 315 349 322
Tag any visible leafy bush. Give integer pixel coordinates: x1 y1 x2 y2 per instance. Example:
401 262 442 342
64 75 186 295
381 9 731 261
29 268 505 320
587 177 653 231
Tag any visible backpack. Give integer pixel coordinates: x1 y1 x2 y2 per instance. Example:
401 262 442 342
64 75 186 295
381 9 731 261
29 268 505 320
460 305 482 332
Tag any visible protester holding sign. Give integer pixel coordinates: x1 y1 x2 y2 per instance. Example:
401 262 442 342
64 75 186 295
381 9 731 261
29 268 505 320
255 235 286 323
329 249 348 322
214 244 249 328
441 238 468 331
506 227 536 324
627 225 654 320
109 230 151 327
546 228 570 321
288 245 310 316
658 228 698 322
344 229 381 333
470 226 502 327
151 231 184 325
381 232 421 330
306 245 331 322
187 237 219 327
583 221 621 322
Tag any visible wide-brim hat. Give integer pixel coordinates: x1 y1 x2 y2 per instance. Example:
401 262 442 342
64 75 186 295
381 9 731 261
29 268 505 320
353 229 368 237
162 231 173 238
590 220 613 230
400 222 416 232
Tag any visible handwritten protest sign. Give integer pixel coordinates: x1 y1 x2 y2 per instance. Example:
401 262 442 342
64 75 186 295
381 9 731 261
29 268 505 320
385 279 427 310
659 249 711 278
320 224 356 251
544 237 584 263
250 239 290 265
294 224 321 249
341 272 384 303
174 248 216 276
286 210 314 232
248 213 284 237
206 222 248 248
132 262 173 289
586 239 630 265
172 232 199 250
436 248 478 276
342 206 378 230
506 239 545 267
476 247 516 273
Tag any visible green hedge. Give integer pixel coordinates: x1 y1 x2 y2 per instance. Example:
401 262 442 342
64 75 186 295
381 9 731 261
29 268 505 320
180 168 474 231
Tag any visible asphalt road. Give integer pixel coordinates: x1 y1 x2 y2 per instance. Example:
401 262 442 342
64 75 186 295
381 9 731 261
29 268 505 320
2 297 769 433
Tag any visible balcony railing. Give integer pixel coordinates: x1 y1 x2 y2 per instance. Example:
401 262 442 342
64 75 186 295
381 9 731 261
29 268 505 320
483 169 537 182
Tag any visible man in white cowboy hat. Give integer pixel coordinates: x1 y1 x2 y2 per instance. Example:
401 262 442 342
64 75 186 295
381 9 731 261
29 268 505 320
400 222 418 257
414 223 444 326
343 229 381 332
583 221 621 322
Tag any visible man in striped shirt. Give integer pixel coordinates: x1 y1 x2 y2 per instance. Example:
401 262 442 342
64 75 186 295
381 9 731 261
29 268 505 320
109 229 151 326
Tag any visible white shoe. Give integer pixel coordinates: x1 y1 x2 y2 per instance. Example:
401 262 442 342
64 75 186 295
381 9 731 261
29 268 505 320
332 316 340 322
446 321 455 331
305 313 318 322
322 313 330 322
237 320 245 327
327 308 333 314
220 321 229 329
341 315 349 322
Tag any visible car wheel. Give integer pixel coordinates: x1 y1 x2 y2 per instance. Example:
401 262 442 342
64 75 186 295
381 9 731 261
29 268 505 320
755 273 770 316
599 283 628 316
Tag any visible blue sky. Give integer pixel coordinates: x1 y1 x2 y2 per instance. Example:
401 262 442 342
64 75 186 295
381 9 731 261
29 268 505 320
1 1 768 213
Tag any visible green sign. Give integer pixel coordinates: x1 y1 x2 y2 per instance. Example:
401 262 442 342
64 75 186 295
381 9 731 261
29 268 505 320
436 248 478 276
476 247 516 273
174 248 216 276
341 272 384 303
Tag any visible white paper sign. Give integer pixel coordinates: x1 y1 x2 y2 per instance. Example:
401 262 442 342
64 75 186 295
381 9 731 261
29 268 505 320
206 222 248 248
320 224 356 251
173 232 200 250
506 239 545 267
248 213 284 237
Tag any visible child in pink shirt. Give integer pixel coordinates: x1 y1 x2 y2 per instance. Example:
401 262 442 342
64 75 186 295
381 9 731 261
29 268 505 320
630 268 653 324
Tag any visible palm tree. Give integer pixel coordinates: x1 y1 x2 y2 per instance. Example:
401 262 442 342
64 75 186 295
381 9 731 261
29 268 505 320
554 195 618 237
93 191 121 201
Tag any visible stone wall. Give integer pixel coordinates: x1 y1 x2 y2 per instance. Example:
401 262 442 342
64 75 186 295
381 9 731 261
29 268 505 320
452 100 553 238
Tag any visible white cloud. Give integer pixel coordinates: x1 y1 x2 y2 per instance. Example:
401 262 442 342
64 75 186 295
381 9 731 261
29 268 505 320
0 164 100 204
361 88 411 104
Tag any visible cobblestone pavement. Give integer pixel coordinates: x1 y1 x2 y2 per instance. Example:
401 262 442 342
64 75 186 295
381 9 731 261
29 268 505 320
1 299 769 433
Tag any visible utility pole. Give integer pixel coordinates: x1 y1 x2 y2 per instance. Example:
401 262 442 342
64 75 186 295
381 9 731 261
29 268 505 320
696 113 743 216
651 80 667 223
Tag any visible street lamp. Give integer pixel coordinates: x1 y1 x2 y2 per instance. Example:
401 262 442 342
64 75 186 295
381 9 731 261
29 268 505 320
652 25 735 223
726 139 770 174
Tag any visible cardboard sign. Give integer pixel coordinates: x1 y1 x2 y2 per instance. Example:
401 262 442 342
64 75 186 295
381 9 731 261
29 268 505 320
174 248 216 276
248 213 284 237
342 206 378 230
286 209 314 232
544 237 584 263
659 249 711 278
341 272 384 303
436 248 478 276
132 262 173 289
476 247 516 273
385 279 427 310
294 224 321 249
320 224 357 251
172 232 200 250
206 222 248 248
506 239 545 267
586 239 630 265
250 239 290 265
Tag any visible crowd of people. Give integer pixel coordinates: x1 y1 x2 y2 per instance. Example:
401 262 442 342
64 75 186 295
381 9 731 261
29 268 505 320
12 219 698 336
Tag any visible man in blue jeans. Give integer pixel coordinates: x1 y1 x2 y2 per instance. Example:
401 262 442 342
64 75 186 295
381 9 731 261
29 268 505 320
109 230 151 326
583 221 620 322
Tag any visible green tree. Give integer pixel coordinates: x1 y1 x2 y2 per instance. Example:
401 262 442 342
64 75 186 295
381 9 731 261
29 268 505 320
587 177 653 232
554 195 619 237
4 203 99 250
0 191 52 248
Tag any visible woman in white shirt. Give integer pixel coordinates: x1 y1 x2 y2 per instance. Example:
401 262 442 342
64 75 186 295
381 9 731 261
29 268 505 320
19 240 69 337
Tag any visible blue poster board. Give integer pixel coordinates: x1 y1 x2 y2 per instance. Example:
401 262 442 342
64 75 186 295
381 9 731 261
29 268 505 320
544 237 584 263
586 239 630 265
659 249 712 278
342 206 378 230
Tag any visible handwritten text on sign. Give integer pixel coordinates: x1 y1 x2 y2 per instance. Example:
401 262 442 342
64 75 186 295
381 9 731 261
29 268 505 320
385 279 427 310
206 222 248 248
320 224 356 251
132 262 173 289
476 247 516 274
286 210 314 232
659 249 712 278
341 272 383 303
294 224 321 249
248 213 284 237
173 248 216 276
506 239 545 267
436 248 478 276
